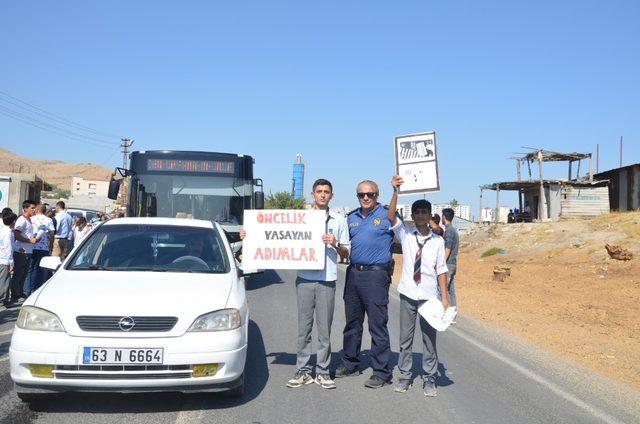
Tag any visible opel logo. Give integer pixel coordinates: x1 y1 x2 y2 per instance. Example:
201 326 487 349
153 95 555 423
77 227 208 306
118 316 136 331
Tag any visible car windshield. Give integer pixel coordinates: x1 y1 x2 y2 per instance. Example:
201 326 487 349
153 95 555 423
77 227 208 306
66 224 229 274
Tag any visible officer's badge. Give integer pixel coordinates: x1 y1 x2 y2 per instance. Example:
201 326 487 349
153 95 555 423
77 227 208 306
349 222 359 228
373 217 381 227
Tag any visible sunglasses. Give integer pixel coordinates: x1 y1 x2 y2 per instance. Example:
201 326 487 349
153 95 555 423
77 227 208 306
357 192 378 199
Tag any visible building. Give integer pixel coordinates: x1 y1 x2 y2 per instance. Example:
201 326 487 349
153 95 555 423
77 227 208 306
480 206 511 223
594 163 640 212
71 177 109 198
0 173 51 213
292 154 305 200
432 204 471 221
480 150 610 222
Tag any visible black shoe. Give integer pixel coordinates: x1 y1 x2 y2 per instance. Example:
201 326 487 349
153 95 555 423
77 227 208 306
334 364 359 378
364 375 391 389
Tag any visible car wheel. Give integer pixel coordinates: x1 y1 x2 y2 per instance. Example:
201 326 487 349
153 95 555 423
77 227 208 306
224 373 244 397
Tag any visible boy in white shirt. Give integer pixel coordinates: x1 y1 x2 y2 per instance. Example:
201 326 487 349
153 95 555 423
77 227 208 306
1 212 18 304
387 175 449 397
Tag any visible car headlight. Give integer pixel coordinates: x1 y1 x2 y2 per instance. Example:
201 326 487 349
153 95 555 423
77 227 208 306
188 309 241 332
16 306 66 332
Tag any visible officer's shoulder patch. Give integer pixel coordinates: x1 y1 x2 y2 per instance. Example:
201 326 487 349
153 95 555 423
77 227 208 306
347 208 358 216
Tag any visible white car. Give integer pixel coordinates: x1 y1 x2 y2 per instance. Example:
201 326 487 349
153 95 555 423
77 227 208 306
10 218 251 402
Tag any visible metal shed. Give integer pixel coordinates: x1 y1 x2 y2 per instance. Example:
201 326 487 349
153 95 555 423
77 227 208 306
594 163 640 211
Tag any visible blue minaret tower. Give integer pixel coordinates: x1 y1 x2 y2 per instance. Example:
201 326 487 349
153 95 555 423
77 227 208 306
292 154 305 200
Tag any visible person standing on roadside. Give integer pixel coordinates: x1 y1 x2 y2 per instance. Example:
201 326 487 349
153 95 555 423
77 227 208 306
53 201 73 260
72 217 91 246
240 179 350 389
335 180 394 389
1 212 18 305
23 204 55 296
9 200 38 304
387 175 449 397
442 208 459 308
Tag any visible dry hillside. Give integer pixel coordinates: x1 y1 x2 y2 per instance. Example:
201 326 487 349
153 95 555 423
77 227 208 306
0 148 111 190
392 212 640 388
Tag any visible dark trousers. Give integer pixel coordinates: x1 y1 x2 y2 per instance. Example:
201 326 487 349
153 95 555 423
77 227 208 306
342 266 392 380
9 252 31 300
23 249 48 297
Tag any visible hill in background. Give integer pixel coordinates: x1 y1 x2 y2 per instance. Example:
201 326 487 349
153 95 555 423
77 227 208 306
0 148 112 190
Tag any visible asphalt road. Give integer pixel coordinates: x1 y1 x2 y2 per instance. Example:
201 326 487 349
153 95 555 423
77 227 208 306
0 267 638 424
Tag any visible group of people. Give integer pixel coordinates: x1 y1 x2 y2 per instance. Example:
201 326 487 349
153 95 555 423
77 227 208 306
242 176 459 397
0 200 100 306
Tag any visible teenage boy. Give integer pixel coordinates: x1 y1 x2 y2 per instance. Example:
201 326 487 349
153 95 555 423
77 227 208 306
1 212 18 304
387 175 449 397
9 200 38 304
241 179 350 389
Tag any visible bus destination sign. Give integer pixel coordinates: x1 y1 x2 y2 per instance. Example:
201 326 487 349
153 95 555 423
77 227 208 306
146 159 235 174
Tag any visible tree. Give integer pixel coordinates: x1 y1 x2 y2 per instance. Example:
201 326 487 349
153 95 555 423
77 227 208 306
265 191 307 209
449 198 459 208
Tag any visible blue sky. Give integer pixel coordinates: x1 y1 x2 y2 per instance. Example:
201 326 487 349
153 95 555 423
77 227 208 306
1 1 638 217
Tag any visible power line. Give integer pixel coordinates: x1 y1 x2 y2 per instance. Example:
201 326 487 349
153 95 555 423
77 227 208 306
0 90 123 139
0 107 116 149
0 104 118 147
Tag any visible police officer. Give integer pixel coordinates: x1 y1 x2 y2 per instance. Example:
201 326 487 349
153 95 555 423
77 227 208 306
335 180 394 388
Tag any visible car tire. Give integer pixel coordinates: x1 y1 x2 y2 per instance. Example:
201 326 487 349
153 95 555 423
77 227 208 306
224 373 244 397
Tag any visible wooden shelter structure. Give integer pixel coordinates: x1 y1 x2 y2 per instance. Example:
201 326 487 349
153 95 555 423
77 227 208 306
480 149 609 222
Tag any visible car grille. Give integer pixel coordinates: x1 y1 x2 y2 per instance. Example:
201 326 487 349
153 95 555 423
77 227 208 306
54 365 192 380
76 316 178 332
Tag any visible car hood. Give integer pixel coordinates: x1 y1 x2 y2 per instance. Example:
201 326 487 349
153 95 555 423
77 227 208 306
33 270 236 337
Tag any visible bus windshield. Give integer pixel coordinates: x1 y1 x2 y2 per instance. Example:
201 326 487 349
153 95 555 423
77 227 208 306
129 173 251 225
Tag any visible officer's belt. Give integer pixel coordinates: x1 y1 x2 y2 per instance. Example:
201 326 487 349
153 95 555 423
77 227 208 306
350 263 390 271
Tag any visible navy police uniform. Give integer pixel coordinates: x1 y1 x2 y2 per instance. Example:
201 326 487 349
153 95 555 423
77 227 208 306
342 203 394 381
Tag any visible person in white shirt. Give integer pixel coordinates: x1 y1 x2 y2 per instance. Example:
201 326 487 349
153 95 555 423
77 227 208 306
1 212 18 304
387 175 449 397
23 204 55 296
240 179 350 389
9 200 38 303
72 217 91 245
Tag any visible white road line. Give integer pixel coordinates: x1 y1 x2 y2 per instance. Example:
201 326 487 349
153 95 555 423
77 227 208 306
0 328 14 336
388 290 623 424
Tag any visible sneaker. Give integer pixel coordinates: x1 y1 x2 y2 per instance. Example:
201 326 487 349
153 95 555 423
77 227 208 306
393 379 412 393
364 375 391 389
286 370 314 388
334 364 359 378
315 373 336 389
423 376 437 397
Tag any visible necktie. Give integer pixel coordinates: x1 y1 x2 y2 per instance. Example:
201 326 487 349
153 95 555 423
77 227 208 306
413 233 426 284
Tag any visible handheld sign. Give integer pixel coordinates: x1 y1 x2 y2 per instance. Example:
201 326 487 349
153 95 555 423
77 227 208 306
394 131 440 194
242 209 326 270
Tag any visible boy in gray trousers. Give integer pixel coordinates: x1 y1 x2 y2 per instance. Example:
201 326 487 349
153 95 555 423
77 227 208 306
387 175 450 397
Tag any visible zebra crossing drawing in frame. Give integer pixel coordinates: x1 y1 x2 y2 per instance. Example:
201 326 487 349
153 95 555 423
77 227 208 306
394 131 440 194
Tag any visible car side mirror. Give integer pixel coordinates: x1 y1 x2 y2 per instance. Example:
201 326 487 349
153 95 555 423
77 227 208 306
230 241 242 254
40 256 62 272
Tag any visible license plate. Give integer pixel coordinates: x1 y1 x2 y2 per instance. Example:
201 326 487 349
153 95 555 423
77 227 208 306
82 347 164 365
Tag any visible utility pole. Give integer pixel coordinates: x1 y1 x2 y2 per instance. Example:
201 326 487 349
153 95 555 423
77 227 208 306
619 136 623 168
120 138 134 169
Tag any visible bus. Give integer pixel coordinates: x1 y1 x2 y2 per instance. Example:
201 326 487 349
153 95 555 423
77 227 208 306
108 150 264 241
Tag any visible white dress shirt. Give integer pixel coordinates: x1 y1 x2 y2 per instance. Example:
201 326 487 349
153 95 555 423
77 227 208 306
391 221 448 301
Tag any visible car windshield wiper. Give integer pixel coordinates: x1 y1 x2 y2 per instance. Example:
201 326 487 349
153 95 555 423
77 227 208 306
72 264 112 271
109 267 169 272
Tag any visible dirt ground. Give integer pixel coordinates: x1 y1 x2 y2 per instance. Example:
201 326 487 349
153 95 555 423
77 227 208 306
392 211 640 389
